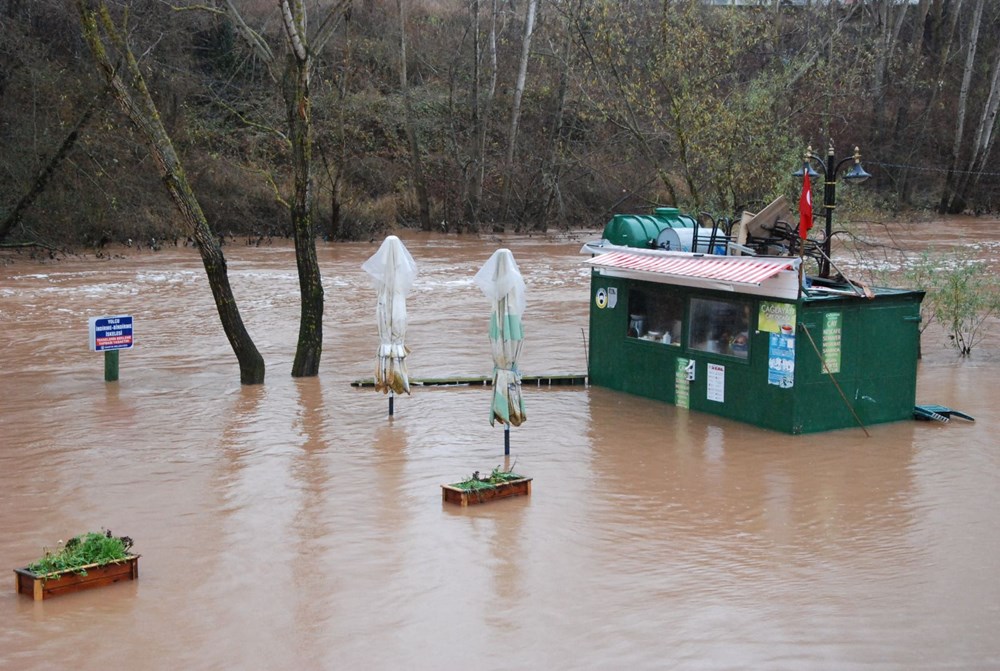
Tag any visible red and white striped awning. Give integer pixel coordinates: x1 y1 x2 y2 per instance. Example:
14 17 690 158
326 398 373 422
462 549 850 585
587 251 795 286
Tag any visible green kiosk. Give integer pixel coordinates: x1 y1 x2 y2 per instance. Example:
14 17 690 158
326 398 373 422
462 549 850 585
582 207 924 434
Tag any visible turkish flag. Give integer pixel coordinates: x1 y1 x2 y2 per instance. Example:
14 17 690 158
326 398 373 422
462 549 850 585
799 171 813 240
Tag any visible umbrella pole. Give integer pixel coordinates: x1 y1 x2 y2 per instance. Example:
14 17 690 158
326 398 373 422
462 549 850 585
504 423 510 455
389 390 394 417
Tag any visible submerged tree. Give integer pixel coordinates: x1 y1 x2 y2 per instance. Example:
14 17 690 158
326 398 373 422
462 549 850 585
221 0 350 378
75 0 265 385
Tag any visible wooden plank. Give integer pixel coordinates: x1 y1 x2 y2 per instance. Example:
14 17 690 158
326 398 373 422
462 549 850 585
41 568 134 598
352 374 587 388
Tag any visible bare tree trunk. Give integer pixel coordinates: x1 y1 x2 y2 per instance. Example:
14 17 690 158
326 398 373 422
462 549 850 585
894 0 933 203
940 0 984 213
397 0 431 232
538 4 578 231
463 0 482 229
319 146 342 241
225 0 349 377
871 0 909 148
321 14 352 242
951 40 1000 211
905 0 961 203
500 0 538 230
932 0 964 97
0 89 103 244
284 47 324 378
76 0 265 385
464 0 498 230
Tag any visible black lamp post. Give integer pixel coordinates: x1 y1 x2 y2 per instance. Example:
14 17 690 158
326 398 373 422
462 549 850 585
793 142 871 278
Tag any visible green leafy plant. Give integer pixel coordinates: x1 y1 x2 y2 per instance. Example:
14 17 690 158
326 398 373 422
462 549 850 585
896 249 998 357
27 530 135 577
452 465 525 492
932 253 999 356
902 251 939 336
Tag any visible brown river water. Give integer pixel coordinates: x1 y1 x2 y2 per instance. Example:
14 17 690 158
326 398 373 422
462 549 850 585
1 221 998 670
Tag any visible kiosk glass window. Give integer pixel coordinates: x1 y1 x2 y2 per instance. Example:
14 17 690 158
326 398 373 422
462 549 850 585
688 297 750 358
627 288 683 345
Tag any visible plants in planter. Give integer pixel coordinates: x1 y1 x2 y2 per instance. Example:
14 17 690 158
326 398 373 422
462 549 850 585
441 465 532 506
14 529 139 600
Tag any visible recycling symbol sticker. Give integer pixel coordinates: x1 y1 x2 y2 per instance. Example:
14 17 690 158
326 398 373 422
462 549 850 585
596 288 608 309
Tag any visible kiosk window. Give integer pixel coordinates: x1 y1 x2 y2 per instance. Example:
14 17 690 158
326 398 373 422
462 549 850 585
688 297 750 358
627 288 683 345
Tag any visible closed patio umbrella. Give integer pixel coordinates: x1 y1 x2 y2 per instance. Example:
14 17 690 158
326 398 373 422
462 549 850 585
473 248 526 454
362 235 418 416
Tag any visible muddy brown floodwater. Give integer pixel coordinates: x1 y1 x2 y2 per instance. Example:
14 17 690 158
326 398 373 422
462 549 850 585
1 221 998 670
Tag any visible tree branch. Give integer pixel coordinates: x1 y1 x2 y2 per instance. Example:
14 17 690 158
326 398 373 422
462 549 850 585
221 0 277 73
280 0 308 62
0 87 108 243
313 0 351 54
213 97 290 146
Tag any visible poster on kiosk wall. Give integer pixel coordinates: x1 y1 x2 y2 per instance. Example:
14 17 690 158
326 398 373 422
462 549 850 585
759 302 795 388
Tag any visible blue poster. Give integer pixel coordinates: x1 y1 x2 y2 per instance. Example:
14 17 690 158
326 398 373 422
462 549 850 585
767 333 795 388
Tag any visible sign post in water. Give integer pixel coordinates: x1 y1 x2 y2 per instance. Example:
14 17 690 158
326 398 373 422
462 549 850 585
88 315 134 382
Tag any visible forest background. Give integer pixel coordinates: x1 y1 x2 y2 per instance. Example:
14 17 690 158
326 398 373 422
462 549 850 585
1 0 999 251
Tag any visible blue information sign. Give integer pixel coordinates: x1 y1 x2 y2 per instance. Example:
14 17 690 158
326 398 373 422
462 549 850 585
89 315 134 352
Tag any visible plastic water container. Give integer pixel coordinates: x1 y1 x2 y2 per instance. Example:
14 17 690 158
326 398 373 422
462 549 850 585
628 314 645 337
656 228 727 254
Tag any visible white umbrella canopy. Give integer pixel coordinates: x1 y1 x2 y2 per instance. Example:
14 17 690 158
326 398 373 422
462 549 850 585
362 235 418 398
473 248 527 431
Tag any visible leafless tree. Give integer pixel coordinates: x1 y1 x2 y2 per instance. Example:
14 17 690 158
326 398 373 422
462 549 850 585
398 0 431 232
222 0 350 377
500 0 538 228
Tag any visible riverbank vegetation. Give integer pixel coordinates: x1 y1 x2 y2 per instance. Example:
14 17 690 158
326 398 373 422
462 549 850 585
2 0 1000 251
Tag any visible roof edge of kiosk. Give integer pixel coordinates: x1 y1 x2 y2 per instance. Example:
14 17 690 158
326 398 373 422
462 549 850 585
582 241 801 300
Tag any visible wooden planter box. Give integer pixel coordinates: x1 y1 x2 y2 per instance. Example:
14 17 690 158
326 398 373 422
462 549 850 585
14 555 140 600
441 477 532 506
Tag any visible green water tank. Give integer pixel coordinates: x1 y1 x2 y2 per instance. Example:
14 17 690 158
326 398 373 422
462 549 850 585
602 207 698 249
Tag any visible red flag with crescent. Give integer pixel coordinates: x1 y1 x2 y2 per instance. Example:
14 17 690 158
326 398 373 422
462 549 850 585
799 171 813 240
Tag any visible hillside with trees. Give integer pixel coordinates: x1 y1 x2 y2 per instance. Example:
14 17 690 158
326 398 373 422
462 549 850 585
2 0 999 251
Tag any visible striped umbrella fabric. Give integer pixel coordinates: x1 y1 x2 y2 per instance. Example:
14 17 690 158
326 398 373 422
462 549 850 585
473 249 527 434
362 235 418 399
588 251 793 285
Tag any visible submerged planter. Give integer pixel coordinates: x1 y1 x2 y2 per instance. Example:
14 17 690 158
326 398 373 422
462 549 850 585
441 476 532 506
14 556 140 601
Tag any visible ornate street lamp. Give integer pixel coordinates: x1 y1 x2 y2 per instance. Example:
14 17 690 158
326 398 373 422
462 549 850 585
793 143 871 278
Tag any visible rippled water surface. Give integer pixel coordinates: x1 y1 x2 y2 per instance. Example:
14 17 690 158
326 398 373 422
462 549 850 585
1 225 998 670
